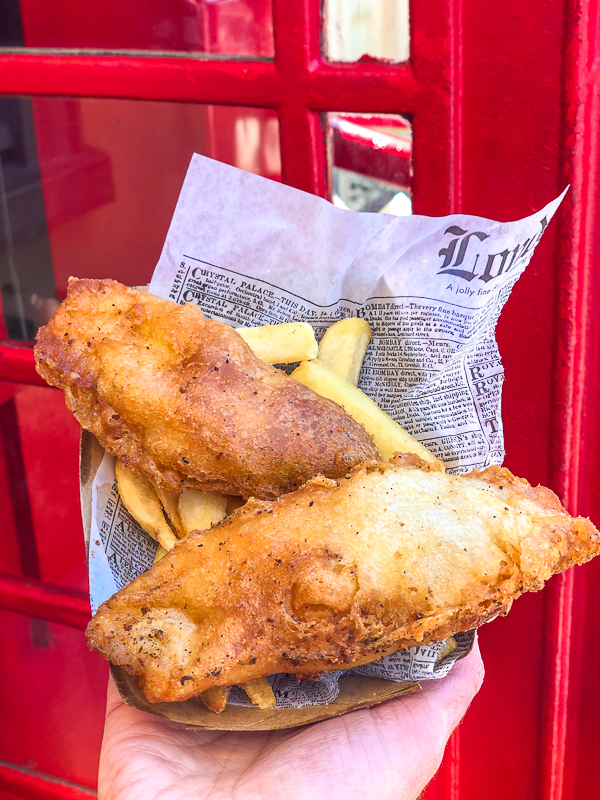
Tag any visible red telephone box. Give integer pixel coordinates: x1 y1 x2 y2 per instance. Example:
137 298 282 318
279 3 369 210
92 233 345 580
0 1 599 798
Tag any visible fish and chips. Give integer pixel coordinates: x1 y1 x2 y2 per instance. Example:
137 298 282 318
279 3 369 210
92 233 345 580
34 277 600 714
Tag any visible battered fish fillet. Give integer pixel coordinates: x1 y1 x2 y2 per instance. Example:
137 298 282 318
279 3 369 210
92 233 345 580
34 278 378 499
86 454 600 703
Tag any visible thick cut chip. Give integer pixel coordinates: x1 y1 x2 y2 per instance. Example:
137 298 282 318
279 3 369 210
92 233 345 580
237 322 318 364
179 489 228 534
291 359 440 465
87 456 600 703
200 686 231 713
317 318 372 385
154 486 186 538
435 637 457 663
115 461 178 551
240 678 276 710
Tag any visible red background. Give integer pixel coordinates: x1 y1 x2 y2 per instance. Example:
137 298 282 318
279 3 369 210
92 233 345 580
0 0 598 798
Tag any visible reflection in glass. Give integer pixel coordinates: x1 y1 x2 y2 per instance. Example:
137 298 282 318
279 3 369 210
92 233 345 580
0 97 280 343
328 113 412 215
0 380 84 591
325 0 409 63
0 0 274 58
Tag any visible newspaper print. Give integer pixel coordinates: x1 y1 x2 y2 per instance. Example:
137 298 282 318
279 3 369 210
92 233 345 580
156 258 519 472
228 672 343 709
228 631 476 709
351 630 476 682
89 453 157 614
89 154 565 707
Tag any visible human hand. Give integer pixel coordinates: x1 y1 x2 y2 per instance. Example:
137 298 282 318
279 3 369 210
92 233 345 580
99 640 483 800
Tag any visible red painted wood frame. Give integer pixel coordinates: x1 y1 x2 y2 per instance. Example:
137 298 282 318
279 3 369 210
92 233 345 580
0 0 598 797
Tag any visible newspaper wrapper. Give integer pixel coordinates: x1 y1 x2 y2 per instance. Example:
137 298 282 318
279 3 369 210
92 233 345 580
84 154 564 727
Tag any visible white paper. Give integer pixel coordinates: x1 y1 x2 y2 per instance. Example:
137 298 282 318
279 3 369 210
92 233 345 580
89 452 158 614
89 154 564 707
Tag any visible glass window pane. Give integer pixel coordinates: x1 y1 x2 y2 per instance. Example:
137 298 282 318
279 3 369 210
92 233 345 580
325 0 409 63
0 96 281 343
0 380 85 592
328 113 412 214
0 0 274 58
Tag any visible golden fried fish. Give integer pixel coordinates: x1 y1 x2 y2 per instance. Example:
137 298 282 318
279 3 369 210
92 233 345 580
34 278 379 499
86 454 600 703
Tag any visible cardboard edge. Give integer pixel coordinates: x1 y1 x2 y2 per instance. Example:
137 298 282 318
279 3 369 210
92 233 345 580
80 429 105 558
110 665 421 731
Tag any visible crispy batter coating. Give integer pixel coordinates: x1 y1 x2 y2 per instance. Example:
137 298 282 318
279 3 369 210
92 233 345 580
86 455 600 703
34 278 378 499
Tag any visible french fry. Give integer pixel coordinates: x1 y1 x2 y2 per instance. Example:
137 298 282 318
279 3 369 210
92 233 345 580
238 322 318 364
317 318 372 386
291 359 441 465
115 461 178 550
154 485 186 538
153 545 167 565
200 686 231 713
240 678 276 710
435 636 458 664
179 488 228 534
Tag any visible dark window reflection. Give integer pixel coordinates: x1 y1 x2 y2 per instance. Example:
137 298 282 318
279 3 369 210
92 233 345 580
0 0 24 46
0 96 280 343
0 98 57 342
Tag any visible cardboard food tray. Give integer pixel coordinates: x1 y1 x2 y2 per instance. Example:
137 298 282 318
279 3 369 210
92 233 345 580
80 428 421 731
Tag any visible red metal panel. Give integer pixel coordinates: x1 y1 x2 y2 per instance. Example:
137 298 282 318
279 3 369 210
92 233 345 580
564 126 600 800
271 0 331 196
0 762 96 800
0 52 420 113
0 346 48 387
0 573 90 629
438 0 563 796
277 105 328 196
0 383 85 594
307 63 418 112
542 1 600 799
410 0 460 216
434 0 588 798
550 0 599 513
0 53 279 106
